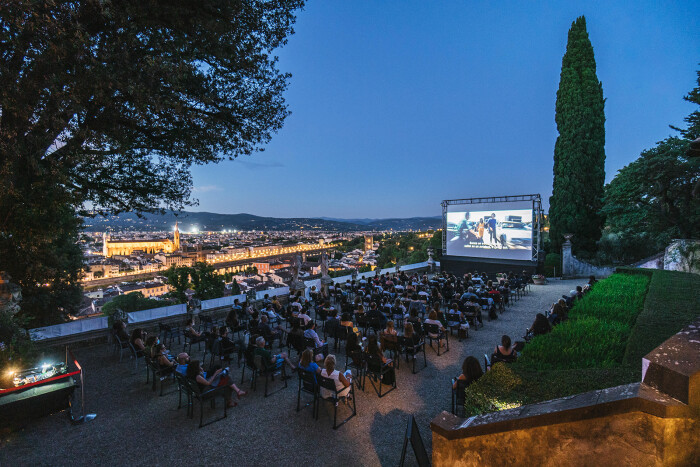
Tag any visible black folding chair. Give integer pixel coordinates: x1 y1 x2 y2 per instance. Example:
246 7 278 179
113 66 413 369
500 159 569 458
296 369 319 418
398 336 427 374
364 353 396 398
424 323 449 355
184 377 228 428
451 378 468 417
253 354 288 398
318 375 356 429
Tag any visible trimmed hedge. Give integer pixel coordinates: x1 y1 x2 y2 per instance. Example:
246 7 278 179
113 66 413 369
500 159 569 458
517 317 631 371
623 269 700 367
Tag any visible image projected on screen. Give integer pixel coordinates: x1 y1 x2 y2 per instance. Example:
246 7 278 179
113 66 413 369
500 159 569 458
446 208 533 260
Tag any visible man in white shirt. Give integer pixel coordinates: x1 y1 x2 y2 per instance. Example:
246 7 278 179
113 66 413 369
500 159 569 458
298 309 311 326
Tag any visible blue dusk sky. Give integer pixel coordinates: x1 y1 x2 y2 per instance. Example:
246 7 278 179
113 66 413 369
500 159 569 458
189 1 700 219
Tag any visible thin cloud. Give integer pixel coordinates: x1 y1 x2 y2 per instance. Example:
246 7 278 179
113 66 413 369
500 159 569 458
237 160 286 170
192 184 223 193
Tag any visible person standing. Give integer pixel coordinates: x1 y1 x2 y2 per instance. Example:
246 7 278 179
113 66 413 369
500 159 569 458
487 213 498 245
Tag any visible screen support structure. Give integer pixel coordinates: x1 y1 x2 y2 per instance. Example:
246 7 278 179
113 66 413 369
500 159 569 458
441 194 544 262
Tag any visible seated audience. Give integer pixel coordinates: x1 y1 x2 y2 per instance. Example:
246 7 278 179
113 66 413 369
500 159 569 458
253 336 296 374
383 320 398 336
320 355 352 399
491 335 517 365
298 349 321 381
130 328 146 354
185 360 245 408
453 356 483 389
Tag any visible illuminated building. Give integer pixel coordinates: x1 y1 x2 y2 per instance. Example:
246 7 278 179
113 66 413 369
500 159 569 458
102 222 181 257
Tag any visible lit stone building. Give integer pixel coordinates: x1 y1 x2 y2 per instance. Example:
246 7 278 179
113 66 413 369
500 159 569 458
364 235 374 252
103 222 181 257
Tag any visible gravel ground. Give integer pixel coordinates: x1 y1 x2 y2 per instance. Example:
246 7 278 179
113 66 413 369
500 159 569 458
0 279 582 467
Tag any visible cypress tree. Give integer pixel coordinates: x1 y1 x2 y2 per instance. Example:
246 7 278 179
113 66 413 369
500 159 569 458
549 16 606 256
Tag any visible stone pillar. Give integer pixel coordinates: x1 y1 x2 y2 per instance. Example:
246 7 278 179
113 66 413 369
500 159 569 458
562 234 574 278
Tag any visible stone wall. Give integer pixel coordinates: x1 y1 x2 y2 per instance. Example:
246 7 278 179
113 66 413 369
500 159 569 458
432 410 698 466
664 239 700 275
561 238 614 279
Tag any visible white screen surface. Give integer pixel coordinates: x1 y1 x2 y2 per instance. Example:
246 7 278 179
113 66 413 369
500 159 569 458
445 201 533 260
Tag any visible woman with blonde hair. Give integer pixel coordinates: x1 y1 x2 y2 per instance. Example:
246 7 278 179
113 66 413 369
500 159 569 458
320 354 352 399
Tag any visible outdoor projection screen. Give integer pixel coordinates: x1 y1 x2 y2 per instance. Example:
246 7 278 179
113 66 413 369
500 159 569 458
445 199 534 260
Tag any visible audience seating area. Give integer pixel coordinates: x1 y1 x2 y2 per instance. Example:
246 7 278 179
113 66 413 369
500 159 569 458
111 269 538 429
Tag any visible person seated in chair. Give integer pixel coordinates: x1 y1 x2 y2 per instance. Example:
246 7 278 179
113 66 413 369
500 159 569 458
185 360 245 408
258 314 283 346
130 328 146 355
526 313 551 340
303 321 325 348
320 354 352 400
491 335 517 365
460 287 479 302
154 343 177 370
175 353 191 375
453 356 483 389
366 302 388 328
218 326 243 359
382 320 398 336
424 310 446 342
297 307 311 326
184 317 208 344
253 336 296 375
298 349 322 381
365 334 392 367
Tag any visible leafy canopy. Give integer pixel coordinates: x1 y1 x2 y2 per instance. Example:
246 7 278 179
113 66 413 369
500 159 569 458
0 0 305 215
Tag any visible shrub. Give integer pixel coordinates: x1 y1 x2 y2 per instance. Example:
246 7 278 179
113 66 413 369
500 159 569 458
569 273 649 327
543 253 562 277
623 269 700 366
517 317 631 370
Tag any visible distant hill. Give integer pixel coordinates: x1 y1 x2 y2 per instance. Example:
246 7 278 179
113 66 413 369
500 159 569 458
81 210 441 232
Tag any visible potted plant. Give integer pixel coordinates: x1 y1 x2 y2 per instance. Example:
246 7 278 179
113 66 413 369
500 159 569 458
532 274 546 285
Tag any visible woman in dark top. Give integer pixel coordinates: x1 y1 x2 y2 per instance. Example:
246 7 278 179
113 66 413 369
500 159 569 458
130 328 146 354
529 313 552 338
453 356 483 389
492 335 516 363
366 334 391 366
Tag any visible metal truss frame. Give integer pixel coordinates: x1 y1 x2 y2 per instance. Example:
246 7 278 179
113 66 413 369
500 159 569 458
440 194 544 262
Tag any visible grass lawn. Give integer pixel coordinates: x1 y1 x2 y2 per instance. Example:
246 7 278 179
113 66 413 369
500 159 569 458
464 269 700 416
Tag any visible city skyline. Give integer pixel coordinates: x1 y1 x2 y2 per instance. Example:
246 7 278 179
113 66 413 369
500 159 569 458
189 1 700 218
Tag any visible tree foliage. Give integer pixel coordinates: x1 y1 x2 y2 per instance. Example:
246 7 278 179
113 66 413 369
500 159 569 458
101 292 175 317
602 137 699 260
0 0 304 216
600 67 700 264
671 67 700 140
164 262 225 302
0 1 303 324
0 195 84 326
549 16 606 256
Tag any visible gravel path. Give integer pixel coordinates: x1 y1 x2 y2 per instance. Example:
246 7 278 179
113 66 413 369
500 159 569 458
0 280 582 467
